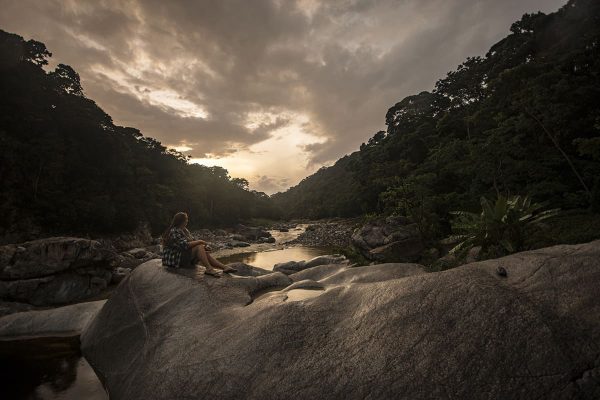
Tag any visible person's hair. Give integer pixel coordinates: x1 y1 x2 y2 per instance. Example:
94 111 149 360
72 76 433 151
161 212 188 245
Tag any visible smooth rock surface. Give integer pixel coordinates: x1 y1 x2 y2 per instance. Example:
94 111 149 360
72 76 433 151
0 301 34 317
273 254 348 275
0 300 106 338
226 262 271 277
82 242 600 400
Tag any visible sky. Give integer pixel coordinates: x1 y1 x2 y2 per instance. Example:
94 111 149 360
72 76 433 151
0 0 567 194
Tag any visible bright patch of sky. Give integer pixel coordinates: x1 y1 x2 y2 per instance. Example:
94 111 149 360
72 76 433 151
189 113 326 194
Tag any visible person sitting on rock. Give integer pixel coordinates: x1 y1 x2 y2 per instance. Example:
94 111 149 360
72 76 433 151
160 212 236 277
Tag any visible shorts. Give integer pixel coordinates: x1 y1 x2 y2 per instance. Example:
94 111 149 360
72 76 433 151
179 247 196 268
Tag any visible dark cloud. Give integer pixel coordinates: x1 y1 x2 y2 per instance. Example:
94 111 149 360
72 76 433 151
0 0 567 184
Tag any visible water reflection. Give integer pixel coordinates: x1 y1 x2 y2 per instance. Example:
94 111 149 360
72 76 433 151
218 246 332 270
0 337 107 400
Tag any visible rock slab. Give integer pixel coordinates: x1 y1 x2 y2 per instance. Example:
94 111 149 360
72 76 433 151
82 242 600 399
0 300 106 339
0 237 115 305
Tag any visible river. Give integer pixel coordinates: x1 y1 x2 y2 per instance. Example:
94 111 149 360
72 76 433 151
215 224 333 270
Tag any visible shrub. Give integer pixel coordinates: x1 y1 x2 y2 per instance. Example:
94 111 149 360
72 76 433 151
449 195 559 257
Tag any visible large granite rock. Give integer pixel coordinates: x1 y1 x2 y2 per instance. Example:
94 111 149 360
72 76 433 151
82 242 600 399
0 237 115 305
273 254 348 275
0 301 34 317
0 300 106 338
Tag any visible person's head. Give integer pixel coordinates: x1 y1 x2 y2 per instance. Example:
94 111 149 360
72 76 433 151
161 212 189 244
171 212 188 228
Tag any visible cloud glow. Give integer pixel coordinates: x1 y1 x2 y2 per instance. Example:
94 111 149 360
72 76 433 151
0 0 567 193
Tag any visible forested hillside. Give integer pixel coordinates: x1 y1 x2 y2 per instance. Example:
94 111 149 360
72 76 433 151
0 30 279 242
273 0 600 238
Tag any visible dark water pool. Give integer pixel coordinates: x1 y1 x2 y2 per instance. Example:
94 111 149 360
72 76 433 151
0 336 107 400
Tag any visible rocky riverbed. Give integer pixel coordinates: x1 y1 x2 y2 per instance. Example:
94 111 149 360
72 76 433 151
0 222 309 315
285 218 359 248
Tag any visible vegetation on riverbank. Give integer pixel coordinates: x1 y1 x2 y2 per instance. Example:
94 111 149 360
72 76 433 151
272 0 600 253
0 30 280 243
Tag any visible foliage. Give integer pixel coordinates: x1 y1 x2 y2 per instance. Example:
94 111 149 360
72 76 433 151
449 195 560 257
273 0 600 246
524 209 600 248
0 29 280 241
271 154 364 219
379 174 443 240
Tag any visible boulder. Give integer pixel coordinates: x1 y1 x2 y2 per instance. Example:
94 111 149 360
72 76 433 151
282 279 325 291
368 238 424 263
0 300 106 339
224 262 271 277
115 246 160 270
0 237 115 305
235 224 271 241
127 248 149 259
0 237 115 280
228 240 251 248
111 267 132 284
351 218 423 262
0 267 112 305
82 240 600 399
273 260 305 274
352 225 387 249
0 301 34 317
273 255 348 275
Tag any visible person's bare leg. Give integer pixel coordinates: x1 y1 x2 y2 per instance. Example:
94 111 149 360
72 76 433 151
205 253 227 269
194 246 220 274
206 253 237 272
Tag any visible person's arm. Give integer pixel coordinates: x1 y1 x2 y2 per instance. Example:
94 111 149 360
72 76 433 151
181 228 208 248
187 239 207 248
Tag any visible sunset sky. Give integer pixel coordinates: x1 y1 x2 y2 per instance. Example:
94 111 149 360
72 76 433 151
0 0 566 194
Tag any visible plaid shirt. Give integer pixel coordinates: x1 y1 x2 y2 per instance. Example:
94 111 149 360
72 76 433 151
162 227 191 267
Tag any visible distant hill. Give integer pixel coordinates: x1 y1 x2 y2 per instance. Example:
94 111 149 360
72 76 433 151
271 153 362 219
0 29 279 243
273 0 600 239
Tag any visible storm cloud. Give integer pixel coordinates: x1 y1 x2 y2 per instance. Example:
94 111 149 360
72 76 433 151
0 0 566 193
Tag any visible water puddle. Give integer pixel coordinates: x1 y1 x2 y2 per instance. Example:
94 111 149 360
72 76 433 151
0 336 107 400
218 246 332 270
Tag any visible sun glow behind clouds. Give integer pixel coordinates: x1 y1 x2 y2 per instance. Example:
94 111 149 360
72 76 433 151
189 113 327 194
